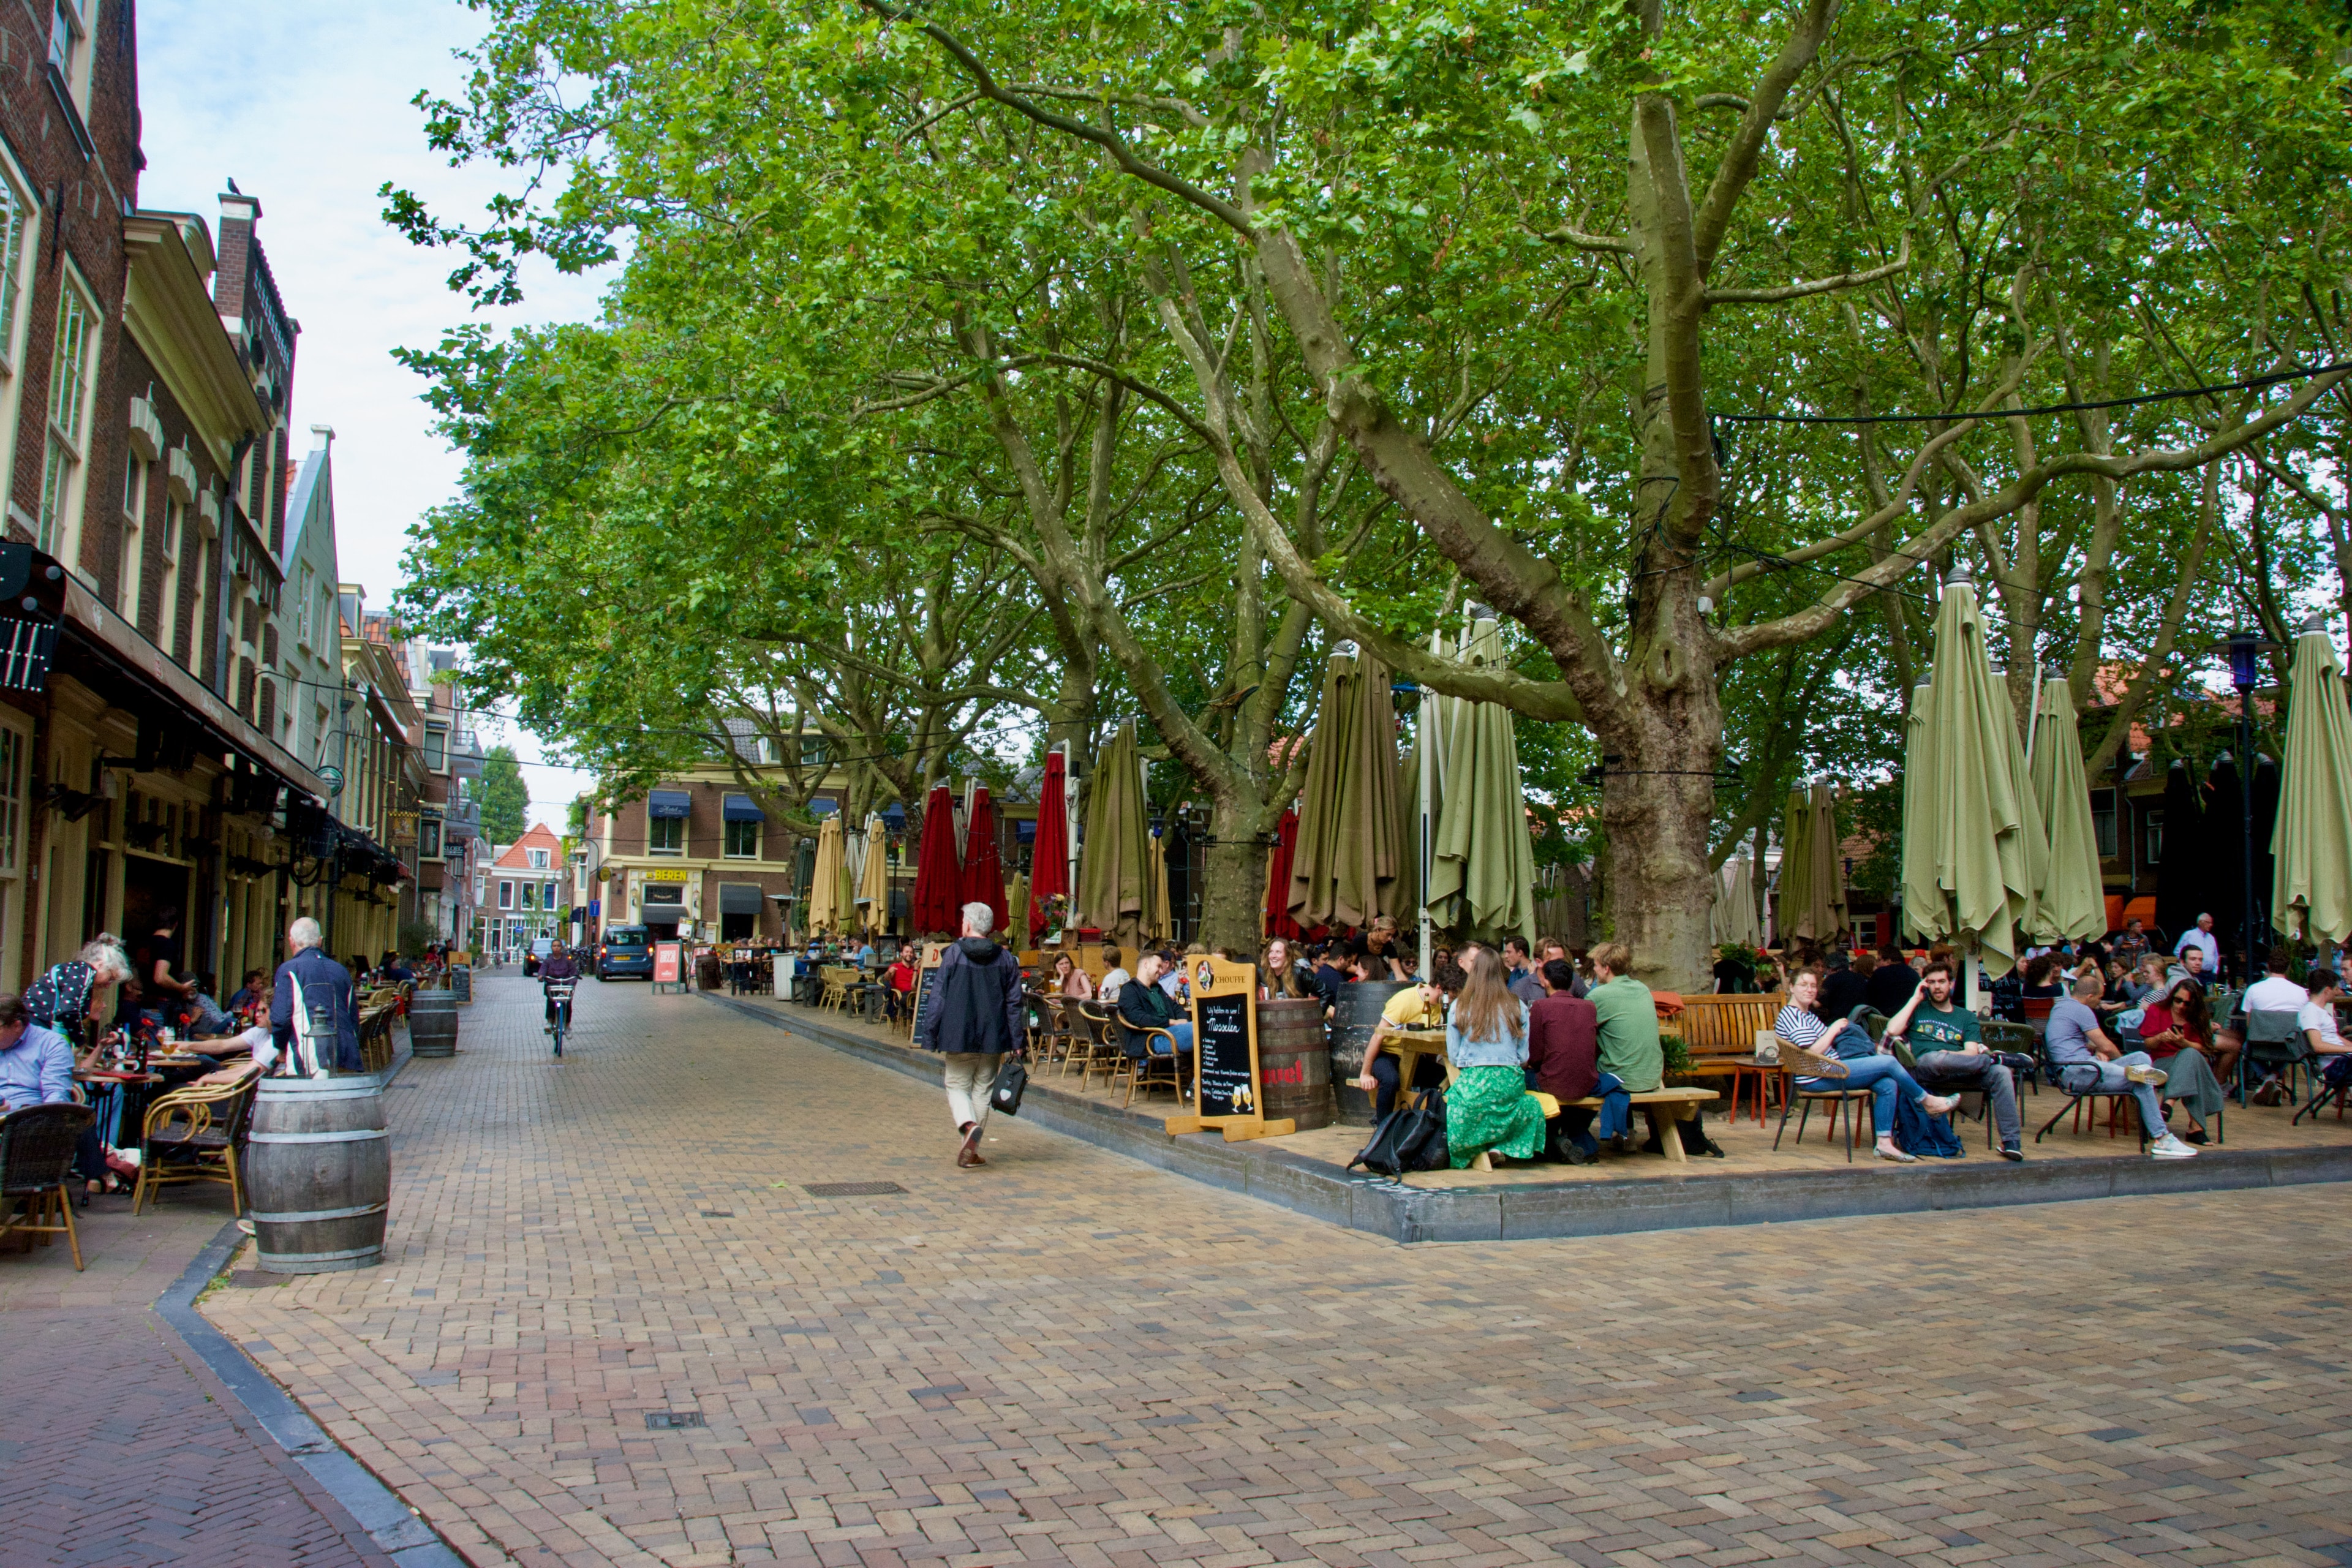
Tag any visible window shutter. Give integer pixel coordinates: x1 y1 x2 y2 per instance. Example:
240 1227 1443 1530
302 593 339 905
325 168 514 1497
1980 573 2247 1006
262 624 278 665
258 679 277 735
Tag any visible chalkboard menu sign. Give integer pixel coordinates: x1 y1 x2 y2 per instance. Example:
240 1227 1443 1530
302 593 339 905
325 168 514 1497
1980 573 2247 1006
1164 956 1295 1142
910 942 947 1043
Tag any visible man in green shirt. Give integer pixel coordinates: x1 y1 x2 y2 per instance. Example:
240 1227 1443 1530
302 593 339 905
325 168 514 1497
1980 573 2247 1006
1885 959 2023 1159
1586 942 1664 1093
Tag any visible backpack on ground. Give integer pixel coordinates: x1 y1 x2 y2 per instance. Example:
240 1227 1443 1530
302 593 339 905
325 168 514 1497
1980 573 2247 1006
1348 1088 1450 1176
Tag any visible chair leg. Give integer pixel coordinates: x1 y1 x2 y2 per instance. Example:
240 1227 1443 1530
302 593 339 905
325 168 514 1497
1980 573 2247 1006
130 1158 152 1216
2035 1095 2082 1143
56 1188 83 1272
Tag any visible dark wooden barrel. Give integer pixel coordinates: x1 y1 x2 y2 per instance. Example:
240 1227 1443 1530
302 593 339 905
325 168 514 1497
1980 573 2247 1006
248 1077 390 1274
408 992 458 1058
1256 998 1333 1131
1332 981 1414 1125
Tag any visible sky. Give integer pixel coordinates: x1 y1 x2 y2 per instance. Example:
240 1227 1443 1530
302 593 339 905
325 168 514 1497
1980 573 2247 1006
136 0 603 831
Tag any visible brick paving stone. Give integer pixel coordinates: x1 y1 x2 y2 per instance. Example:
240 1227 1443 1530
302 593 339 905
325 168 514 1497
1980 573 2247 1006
0 1182 396 1566
197 973 2352 1568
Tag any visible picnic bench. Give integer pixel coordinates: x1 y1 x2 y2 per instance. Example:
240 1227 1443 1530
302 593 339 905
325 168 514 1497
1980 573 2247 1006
1530 1085 1719 1163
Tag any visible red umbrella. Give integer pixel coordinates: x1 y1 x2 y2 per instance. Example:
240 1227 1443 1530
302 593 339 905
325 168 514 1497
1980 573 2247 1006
911 784 963 935
1032 752 1069 941
962 786 1008 937
1264 807 1302 939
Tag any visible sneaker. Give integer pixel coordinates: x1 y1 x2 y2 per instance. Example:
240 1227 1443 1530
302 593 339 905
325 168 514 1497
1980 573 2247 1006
2124 1065 2168 1087
2000 1143 2024 1163
2149 1134 2198 1159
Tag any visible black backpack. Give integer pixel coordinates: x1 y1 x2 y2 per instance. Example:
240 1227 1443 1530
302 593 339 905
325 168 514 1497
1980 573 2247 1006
1349 1088 1450 1176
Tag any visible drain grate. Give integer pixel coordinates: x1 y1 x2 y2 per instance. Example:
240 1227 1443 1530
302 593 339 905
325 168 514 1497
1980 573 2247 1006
699 1210 734 1218
803 1181 907 1198
644 1411 706 1430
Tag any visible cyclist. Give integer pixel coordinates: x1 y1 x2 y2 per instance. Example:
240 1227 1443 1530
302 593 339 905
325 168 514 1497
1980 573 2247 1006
541 943 581 1049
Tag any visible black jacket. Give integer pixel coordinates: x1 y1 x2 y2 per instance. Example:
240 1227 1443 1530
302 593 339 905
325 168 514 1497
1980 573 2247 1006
920 936 1024 1055
272 948 361 1072
1115 978 1182 1054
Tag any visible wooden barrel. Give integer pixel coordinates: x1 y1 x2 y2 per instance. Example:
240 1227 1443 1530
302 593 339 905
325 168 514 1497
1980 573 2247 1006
1331 981 1414 1125
408 992 458 1057
1256 998 1334 1131
248 1077 390 1274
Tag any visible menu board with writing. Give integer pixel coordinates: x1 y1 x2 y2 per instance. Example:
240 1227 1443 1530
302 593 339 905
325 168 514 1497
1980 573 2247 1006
1164 956 1295 1142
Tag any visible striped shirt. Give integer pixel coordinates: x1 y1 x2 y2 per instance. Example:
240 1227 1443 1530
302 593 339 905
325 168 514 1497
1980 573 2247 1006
1774 1004 1829 1053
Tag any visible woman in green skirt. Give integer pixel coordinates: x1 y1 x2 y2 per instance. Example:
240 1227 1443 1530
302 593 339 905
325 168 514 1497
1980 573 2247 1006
1446 949 1546 1170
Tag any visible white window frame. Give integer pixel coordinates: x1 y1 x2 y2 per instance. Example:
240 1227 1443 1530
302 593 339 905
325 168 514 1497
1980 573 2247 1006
50 2 94 111
0 716 21 992
648 815 684 856
119 451 147 617
0 159 36 526
723 818 760 859
498 879 513 910
36 262 100 568
528 847 549 869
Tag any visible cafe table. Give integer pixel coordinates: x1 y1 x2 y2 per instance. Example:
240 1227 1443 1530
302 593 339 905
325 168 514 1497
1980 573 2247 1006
1384 1027 1453 1109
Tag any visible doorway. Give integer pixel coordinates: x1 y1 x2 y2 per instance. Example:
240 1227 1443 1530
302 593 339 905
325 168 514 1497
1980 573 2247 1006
121 855 192 991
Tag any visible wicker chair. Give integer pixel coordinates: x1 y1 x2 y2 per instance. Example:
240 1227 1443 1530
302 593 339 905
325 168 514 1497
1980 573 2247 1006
132 1072 260 1215
0 1104 98 1270
1771 1044 1875 1162
1071 1002 1123 1091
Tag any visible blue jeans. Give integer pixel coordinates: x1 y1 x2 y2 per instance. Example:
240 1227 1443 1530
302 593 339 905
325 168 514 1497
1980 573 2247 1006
1153 1021 1193 1055
2063 1050 2166 1135
1544 1071 1629 1156
1801 1055 1928 1136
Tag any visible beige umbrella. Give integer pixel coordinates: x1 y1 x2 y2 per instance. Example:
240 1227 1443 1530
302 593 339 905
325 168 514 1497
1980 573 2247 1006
1427 616 1539 945
1006 870 1030 948
2028 671 2106 941
1289 645 1402 929
807 813 849 935
856 813 891 933
1077 724 1152 943
1147 830 1173 943
1776 786 1811 943
1713 854 1762 948
1804 781 1846 943
2273 614 2352 946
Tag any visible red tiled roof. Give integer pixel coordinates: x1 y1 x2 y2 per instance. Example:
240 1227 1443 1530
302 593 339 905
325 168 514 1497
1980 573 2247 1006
491 823 564 867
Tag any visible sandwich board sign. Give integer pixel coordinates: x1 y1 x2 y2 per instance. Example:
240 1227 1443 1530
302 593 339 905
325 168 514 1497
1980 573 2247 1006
1164 956 1294 1142
908 942 948 1041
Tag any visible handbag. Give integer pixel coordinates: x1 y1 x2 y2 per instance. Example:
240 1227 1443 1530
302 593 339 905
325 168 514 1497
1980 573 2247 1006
1348 1087 1449 1176
989 1054 1030 1117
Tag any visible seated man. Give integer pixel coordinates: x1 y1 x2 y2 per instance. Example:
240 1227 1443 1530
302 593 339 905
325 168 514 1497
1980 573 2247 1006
1526 958 1618 1161
2299 967 2351 1060
1586 942 1669 1154
1776 967 1958 1164
1883 959 2025 1161
378 951 416 983
884 945 919 1022
2165 941 2212 993
1114 953 1192 1056
2227 946 2307 1093
1353 960 1460 1118
2044 971 2197 1158
1096 944 1133 1006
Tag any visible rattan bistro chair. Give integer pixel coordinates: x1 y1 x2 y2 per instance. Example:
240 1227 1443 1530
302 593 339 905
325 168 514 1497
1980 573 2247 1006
0 1104 97 1271
1771 1044 1874 1163
132 1072 260 1215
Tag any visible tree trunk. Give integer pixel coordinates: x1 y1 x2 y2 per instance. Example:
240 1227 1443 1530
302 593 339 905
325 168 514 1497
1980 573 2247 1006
1597 685 1724 990
1194 794 1271 954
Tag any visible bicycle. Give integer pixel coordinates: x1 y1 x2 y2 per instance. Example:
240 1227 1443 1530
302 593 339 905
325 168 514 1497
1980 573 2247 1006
545 978 575 1058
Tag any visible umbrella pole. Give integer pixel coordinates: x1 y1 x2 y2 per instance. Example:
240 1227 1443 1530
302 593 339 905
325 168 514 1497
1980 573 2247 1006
1420 627 1442 981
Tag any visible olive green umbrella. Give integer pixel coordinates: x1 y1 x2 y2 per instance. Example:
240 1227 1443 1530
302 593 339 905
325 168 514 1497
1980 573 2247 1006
1899 677 1940 937
856 813 891 934
1289 645 1402 929
1776 786 1811 943
1713 854 1762 949
1803 781 1847 941
1428 617 1537 944
2272 615 2352 946
1077 724 1152 943
1901 567 2042 979
2028 671 2106 941
807 813 850 935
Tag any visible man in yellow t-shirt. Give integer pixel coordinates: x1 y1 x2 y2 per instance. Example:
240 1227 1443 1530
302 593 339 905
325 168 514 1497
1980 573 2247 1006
1354 962 1461 1119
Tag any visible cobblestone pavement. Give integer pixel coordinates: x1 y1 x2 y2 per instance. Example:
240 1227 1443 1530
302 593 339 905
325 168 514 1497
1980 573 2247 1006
0 1146 394 1566
202 974 2352 1568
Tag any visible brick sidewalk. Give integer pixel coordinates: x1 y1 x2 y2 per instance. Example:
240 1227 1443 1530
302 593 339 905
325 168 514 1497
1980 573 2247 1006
0 1160 394 1566
203 974 2352 1568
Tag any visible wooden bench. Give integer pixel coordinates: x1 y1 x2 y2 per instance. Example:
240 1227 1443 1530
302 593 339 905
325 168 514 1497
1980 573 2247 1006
1667 995 1780 1123
1531 1085 1719 1163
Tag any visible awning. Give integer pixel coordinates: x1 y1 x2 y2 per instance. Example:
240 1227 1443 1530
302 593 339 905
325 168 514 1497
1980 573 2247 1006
58 576 327 802
718 883 765 914
648 790 692 820
810 797 839 816
722 793 764 823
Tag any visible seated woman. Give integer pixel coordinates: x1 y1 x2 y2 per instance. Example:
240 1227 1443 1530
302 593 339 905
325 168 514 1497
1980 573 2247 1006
2134 978 2229 1143
1115 953 1193 1055
2020 954 2064 999
1776 967 1960 1164
1443 950 1547 1172
1050 951 1094 1001
1260 938 1317 1006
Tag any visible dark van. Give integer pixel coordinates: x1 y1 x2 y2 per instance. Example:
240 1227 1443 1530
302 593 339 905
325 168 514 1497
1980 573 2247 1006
597 925 653 980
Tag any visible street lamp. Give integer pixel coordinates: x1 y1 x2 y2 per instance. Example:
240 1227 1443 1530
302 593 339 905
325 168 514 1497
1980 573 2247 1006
2206 626 2283 980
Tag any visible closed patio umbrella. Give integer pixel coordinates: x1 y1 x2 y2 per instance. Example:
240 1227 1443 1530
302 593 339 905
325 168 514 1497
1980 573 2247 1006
962 785 1008 936
807 814 849 935
856 812 890 933
2029 670 2106 941
1776 786 1812 943
1005 871 1030 949
1427 616 1537 945
1713 855 1762 949
1077 723 1151 943
1289 645 1402 929
1147 823 1174 943
2272 615 2352 946
1262 807 1302 939
910 784 963 936
1803 781 1845 943
1900 565 2042 981
1899 677 1939 944
1033 749 1071 941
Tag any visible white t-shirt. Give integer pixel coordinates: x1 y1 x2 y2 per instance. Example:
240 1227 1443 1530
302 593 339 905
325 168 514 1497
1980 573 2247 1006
2244 976 2307 1014
1098 966 1131 1004
2175 928 2220 970
2298 999 2345 1051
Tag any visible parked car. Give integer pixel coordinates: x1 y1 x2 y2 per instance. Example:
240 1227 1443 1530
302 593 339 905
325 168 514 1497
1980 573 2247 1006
597 925 653 980
523 937 555 976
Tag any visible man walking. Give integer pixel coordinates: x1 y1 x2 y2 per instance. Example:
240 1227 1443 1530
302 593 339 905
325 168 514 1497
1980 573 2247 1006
920 902 1024 1168
271 917 360 1073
